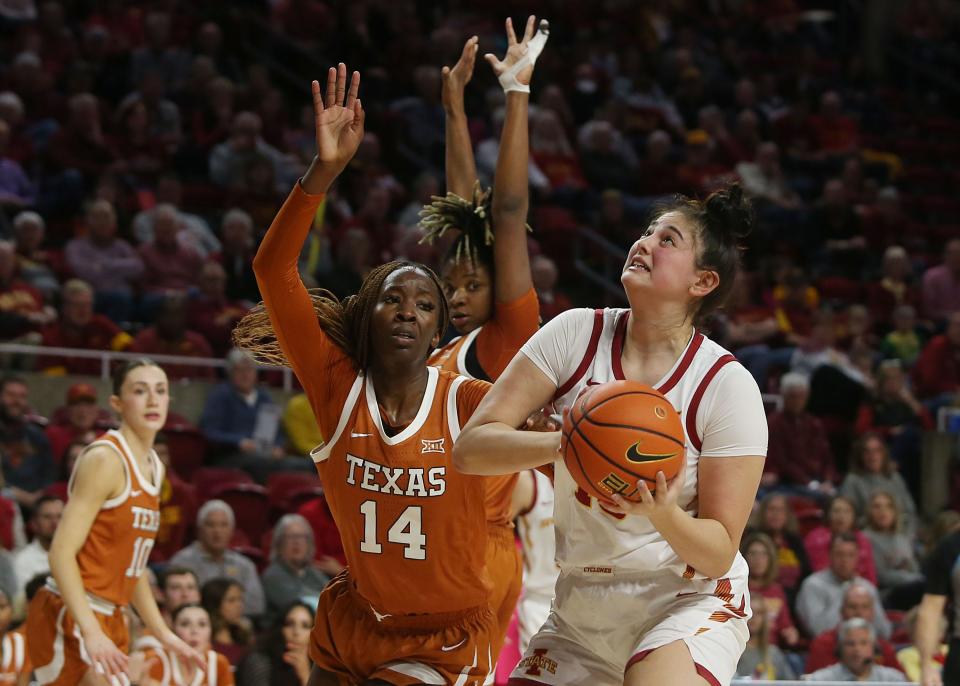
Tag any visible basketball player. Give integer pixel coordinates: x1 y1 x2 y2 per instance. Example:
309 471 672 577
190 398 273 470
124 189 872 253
232 64 497 686
426 17 548 659
514 470 559 655
26 360 202 685
454 186 768 686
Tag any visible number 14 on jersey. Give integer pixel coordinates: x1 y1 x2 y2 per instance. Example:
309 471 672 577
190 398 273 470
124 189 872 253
359 500 427 560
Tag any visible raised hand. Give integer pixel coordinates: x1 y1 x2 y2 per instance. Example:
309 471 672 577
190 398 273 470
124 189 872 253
442 36 478 112
485 16 550 92
312 63 365 172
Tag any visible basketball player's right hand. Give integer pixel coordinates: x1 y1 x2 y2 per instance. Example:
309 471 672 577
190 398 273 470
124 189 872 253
442 36 478 112
310 63 365 181
485 16 542 86
82 627 128 679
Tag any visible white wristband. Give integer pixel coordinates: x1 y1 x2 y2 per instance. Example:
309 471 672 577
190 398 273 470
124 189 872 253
498 19 550 94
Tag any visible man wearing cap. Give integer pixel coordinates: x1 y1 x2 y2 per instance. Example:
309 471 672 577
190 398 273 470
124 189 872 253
44 382 109 464
0 375 54 508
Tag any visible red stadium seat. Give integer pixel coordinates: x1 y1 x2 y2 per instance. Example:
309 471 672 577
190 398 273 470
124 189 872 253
267 471 321 516
787 495 824 537
163 428 208 481
216 483 270 544
193 467 254 503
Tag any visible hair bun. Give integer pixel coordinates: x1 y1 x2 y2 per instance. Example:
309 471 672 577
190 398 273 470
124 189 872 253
704 183 754 244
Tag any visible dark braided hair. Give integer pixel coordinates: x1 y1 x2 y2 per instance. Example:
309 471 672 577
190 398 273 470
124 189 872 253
233 261 448 370
419 182 495 270
650 183 754 326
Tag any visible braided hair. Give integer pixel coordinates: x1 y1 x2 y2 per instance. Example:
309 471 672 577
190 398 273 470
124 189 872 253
232 261 448 371
418 181 495 270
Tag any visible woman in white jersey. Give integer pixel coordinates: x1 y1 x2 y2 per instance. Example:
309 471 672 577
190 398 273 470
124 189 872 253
454 185 768 686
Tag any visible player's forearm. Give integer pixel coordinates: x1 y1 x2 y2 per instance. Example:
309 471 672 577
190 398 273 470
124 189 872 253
130 573 169 637
916 596 945 664
454 423 559 475
48 546 103 637
648 506 738 580
444 108 478 198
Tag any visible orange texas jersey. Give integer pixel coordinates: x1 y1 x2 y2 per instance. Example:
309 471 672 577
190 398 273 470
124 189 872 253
71 430 163 607
311 367 493 618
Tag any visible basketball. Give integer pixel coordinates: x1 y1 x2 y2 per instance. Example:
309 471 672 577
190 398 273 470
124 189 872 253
562 381 685 503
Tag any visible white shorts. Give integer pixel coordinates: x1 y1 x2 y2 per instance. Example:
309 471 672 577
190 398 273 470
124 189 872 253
508 563 750 686
517 592 553 656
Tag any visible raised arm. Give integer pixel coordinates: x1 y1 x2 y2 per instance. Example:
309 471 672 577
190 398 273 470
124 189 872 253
485 16 548 304
442 37 479 198
250 65 365 386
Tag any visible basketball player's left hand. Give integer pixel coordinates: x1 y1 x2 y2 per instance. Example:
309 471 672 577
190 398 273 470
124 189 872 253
161 630 207 670
485 16 541 86
608 452 686 520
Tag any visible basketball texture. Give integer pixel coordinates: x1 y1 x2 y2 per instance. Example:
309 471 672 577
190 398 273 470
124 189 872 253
562 380 684 503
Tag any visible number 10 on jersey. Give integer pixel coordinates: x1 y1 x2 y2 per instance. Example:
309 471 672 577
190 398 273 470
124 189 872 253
359 500 426 559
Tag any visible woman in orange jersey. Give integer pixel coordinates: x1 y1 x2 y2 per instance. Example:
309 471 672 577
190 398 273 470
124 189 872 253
232 65 497 686
139 604 233 686
0 587 29 685
425 17 551 653
26 360 202 686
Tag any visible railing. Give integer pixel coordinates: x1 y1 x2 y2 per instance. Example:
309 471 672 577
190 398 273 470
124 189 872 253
0 343 297 391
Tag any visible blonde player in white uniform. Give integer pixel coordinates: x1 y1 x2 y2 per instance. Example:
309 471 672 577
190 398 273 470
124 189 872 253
515 469 559 654
454 184 767 686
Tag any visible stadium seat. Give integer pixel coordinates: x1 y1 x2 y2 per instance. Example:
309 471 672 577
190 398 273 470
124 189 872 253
193 467 254 503
267 471 321 518
216 483 271 544
163 428 208 481
787 495 824 537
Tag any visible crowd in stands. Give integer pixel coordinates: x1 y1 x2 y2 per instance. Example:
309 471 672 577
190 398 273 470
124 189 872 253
0 0 955 682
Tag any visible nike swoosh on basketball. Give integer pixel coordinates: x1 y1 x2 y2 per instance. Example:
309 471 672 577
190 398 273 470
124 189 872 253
351 432 372 438
440 637 467 652
625 442 678 464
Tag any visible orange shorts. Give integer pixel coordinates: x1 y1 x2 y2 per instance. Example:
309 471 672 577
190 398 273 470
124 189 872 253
26 586 130 686
309 571 497 685
487 524 522 658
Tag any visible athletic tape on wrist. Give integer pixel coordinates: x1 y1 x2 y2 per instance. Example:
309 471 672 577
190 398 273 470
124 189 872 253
498 19 550 94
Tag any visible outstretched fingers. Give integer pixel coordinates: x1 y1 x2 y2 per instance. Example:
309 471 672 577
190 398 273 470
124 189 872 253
324 66 337 108
345 70 360 110
311 79 324 115
505 16 517 45
522 15 536 42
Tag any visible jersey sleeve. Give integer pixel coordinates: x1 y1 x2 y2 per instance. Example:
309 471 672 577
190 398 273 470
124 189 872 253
695 361 769 458
253 183 355 437
518 308 595 387
476 287 541 379
455 378 493 425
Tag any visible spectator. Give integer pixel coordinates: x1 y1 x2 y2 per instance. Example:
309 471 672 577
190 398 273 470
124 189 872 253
0 375 54 507
138 203 205 296
806 618 906 682
796 532 890 639
804 495 877 584
0 239 55 341
734 595 796 680
840 432 917 534
578 119 636 192
187 261 250 356
735 141 801 210
531 255 572 323
917 520 960 686
217 209 259 303
129 11 191 92
0 119 34 210
749 493 811 600
634 129 679 198
119 68 182 150
868 246 921 327
742 532 800 649
12 211 59 298
44 382 103 464
921 238 960 323
806 583 904 673
109 97 167 186
151 433 198 562
912 311 960 409
140 603 234 685
336 186 397 264
199 349 311 481
47 92 115 184
296 495 346 577
810 178 865 279
169 500 265 618
261 514 329 621
880 305 922 366
675 129 734 196
530 109 589 195
237 600 313 686
209 111 296 193
156 566 200 629
807 91 861 156
201 577 254 667
130 294 215 380
389 64 445 175
64 199 143 323
863 491 923 606
12 494 61 597
314 227 370 301
596 189 640 250
282 393 322 458
131 174 221 257
761 372 836 494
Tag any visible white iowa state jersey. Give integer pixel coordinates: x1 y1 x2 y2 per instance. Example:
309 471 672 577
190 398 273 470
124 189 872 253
520 308 767 579
517 470 559 598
